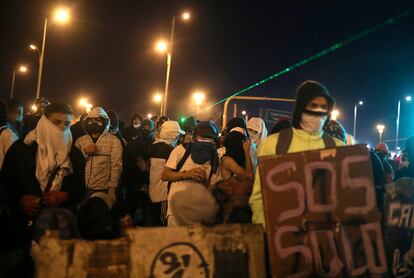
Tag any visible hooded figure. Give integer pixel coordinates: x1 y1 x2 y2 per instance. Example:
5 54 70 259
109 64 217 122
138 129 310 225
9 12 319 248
148 121 185 225
75 107 122 209
0 103 85 258
220 118 258 169
291 81 335 131
123 113 143 143
247 117 268 147
249 80 344 226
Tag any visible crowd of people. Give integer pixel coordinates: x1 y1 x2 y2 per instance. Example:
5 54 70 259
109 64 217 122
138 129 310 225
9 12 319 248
1 80 414 276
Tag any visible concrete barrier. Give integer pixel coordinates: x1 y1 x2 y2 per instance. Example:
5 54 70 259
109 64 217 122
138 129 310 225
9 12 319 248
34 224 265 278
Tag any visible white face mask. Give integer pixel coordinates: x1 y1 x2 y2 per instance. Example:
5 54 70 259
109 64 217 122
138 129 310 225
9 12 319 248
300 113 327 133
133 123 140 128
249 132 260 143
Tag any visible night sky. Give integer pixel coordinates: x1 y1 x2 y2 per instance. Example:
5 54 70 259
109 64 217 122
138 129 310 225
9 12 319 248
1 0 414 147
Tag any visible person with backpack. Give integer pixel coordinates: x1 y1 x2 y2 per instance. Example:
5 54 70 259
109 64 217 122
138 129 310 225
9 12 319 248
148 121 185 225
162 121 220 226
249 80 344 226
0 99 18 170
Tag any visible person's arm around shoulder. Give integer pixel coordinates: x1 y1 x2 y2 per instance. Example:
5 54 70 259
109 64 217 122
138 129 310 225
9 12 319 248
161 145 206 183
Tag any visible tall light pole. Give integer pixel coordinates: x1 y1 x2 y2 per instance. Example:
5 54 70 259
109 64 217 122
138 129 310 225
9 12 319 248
155 11 191 116
353 101 364 140
396 96 412 150
35 7 71 100
377 124 385 142
10 65 28 99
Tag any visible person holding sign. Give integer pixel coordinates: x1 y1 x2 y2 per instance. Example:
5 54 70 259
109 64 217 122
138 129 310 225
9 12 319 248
249 80 344 225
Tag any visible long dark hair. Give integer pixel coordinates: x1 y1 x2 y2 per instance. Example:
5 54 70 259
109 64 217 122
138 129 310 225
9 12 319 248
223 131 247 168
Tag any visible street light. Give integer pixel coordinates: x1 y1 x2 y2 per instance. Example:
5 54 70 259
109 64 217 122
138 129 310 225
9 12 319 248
396 96 412 150
353 101 364 140
331 109 339 121
35 6 72 100
377 124 385 142
79 97 88 107
153 92 163 115
192 91 205 115
53 7 71 24
155 40 168 53
155 11 191 116
182 12 191 21
10 65 28 99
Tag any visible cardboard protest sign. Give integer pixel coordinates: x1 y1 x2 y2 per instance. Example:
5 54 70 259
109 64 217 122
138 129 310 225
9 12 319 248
383 178 414 277
259 145 387 277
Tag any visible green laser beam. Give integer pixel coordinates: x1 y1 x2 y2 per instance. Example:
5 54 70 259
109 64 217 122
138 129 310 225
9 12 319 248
183 8 413 120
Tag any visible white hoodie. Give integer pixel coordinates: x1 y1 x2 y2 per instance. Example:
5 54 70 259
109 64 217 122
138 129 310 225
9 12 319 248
75 107 122 198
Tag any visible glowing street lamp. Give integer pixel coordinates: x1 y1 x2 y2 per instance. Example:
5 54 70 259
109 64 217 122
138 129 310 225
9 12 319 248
53 7 71 24
85 103 93 113
29 44 38 50
153 92 163 115
192 91 205 115
155 40 168 53
182 12 191 21
353 101 364 140
31 104 37 112
376 124 385 142
396 96 412 150
10 64 28 99
35 6 72 100
155 11 192 116
331 109 340 121
79 97 88 107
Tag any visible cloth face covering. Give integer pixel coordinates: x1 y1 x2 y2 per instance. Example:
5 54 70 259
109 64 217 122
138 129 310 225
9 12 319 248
191 139 216 165
300 108 328 133
86 117 105 135
25 115 73 192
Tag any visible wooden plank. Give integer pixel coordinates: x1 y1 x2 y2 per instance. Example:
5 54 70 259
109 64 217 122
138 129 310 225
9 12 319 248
34 224 265 278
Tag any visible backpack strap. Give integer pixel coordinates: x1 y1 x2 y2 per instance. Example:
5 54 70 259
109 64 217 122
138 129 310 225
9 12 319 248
276 128 336 155
322 133 336 149
167 144 192 194
276 127 293 155
0 126 7 136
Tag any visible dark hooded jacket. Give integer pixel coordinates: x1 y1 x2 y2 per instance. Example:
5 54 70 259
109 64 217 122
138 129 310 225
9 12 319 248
291 80 335 129
123 113 143 143
0 141 85 253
